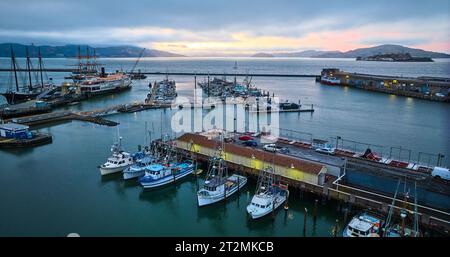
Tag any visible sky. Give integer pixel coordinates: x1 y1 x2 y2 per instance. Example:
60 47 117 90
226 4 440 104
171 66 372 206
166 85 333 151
0 0 449 56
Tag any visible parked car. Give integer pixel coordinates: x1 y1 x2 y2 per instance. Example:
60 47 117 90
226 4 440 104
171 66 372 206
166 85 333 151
263 144 289 153
315 147 335 155
243 140 258 147
431 167 450 181
239 135 254 141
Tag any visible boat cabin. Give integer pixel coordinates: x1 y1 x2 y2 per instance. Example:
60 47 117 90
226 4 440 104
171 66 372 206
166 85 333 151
0 123 32 139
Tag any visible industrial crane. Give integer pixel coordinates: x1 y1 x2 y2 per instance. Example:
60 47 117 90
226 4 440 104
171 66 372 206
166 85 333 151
129 48 147 80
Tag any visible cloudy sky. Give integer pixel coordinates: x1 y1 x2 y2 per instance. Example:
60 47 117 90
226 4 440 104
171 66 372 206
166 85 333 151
0 0 449 56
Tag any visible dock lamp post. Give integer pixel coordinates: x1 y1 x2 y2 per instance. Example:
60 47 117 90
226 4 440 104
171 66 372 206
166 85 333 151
336 136 341 149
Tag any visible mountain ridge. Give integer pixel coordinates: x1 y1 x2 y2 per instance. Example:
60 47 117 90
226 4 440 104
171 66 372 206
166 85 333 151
254 44 450 58
0 43 184 58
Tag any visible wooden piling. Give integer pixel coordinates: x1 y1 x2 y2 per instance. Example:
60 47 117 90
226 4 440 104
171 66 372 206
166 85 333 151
313 199 318 225
303 207 308 236
284 190 289 210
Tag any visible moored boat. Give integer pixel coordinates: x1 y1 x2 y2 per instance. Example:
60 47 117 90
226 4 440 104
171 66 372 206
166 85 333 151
99 137 134 175
343 211 384 237
139 161 194 189
320 76 341 85
197 155 247 207
123 156 154 180
246 166 288 219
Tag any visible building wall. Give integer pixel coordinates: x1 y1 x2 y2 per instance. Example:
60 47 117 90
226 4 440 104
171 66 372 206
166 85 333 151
175 140 323 185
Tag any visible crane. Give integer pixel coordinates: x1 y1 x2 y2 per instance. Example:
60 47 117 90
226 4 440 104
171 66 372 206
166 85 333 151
130 48 147 80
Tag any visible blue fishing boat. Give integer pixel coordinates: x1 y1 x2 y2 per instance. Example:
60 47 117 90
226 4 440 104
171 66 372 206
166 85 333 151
139 161 194 189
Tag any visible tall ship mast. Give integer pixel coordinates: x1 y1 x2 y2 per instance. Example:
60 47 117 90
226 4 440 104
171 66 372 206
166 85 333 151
1 45 53 104
64 46 133 97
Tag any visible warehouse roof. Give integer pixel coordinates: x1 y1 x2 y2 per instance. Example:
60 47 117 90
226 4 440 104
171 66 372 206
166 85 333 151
177 133 325 175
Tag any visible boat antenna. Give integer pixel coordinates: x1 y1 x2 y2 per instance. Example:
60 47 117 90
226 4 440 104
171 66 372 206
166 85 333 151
10 45 19 92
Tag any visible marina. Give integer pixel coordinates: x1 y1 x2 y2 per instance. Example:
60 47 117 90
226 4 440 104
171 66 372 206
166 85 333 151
0 56 449 237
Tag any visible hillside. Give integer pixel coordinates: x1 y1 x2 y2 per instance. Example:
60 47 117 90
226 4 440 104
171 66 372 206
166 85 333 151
0 43 184 58
252 44 450 58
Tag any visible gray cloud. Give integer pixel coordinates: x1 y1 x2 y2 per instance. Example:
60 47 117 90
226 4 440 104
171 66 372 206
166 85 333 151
0 0 448 53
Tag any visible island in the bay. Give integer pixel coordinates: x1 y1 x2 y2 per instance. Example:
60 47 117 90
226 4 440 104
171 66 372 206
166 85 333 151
356 53 434 62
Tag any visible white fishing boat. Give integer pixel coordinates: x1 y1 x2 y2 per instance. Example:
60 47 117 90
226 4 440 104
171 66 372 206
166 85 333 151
343 211 384 237
99 137 133 175
246 167 288 219
197 156 247 207
123 155 154 180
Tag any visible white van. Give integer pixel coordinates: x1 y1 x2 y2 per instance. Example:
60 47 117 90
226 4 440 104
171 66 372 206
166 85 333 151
431 167 450 181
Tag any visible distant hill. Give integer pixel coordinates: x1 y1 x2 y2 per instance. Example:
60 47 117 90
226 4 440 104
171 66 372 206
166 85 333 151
334 44 450 58
276 50 341 58
357 53 433 62
252 44 450 58
0 43 184 58
251 52 274 58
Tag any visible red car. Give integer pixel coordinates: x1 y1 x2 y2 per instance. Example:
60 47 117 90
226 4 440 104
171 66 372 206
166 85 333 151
239 135 253 141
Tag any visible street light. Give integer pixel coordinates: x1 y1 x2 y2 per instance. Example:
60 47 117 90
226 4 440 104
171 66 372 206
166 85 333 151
336 136 341 149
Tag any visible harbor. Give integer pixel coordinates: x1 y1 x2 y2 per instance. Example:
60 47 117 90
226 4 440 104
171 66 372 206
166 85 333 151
0 56 449 237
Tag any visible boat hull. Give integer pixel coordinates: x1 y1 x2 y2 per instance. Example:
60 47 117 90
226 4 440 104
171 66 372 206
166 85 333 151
84 83 132 98
140 167 193 189
197 175 247 207
247 195 287 219
100 165 130 176
123 169 145 180
1 91 40 104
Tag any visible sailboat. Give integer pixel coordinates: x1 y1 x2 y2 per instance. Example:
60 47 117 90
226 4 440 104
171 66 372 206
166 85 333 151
197 139 247 206
246 166 288 219
1 46 51 104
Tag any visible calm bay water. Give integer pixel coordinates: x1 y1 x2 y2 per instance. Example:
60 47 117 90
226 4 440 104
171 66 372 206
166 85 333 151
0 58 449 236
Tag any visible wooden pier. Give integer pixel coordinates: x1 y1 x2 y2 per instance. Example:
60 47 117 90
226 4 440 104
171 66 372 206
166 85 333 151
320 69 450 102
170 132 450 232
0 132 52 148
0 68 320 78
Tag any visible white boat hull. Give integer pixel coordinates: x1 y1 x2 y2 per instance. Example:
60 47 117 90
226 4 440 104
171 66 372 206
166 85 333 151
246 195 286 219
123 170 145 180
197 175 247 207
100 165 130 176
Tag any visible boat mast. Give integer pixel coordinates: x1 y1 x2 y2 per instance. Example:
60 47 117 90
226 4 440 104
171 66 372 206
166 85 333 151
38 47 44 88
77 46 82 77
10 45 19 92
25 47 33 92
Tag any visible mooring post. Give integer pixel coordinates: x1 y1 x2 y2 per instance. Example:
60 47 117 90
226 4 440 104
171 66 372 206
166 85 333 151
313 199 318 225
303 207 308 236
334 219 339 237
284 189 289 210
